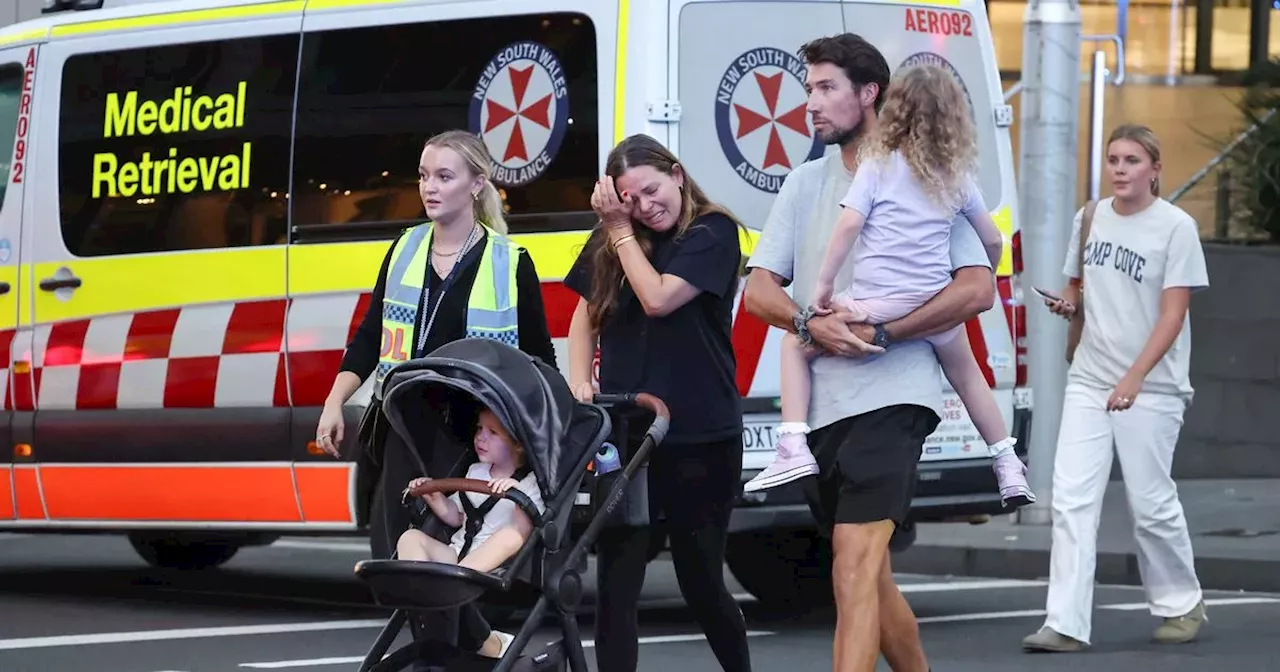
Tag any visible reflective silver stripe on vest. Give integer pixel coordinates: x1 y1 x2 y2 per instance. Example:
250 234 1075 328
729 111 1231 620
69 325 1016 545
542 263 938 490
385 225 431 310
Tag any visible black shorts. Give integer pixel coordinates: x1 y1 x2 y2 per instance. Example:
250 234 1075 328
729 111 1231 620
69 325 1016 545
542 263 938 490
802 404 940 550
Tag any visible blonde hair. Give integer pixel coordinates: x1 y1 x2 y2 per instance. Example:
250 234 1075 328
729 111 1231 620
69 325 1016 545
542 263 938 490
1107 124 1162 196
422 130 508 234
859 64 978 211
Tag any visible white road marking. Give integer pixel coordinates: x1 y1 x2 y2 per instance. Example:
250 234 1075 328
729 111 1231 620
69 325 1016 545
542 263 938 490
917 596 1280 625
898 579 1046 593
238 631 779 668
0 620 387 651
267 539 369 553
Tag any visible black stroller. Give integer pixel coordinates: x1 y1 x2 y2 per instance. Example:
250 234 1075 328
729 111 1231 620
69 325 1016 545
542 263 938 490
351 338 669 672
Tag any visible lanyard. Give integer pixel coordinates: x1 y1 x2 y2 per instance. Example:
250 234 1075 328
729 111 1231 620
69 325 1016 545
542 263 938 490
415 223 481 357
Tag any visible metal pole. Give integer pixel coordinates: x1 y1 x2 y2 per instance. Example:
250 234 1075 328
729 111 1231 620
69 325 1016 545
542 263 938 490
1194 0 1213 74
1015 0 1083 526
1249 0 1270 71
1166 0 1182 83
1086 50 1107 201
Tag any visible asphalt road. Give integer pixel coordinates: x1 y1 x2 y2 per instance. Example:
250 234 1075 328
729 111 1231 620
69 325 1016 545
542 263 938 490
2 532 1279 671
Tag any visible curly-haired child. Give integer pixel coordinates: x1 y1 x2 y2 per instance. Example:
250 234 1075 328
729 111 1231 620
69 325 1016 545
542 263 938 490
744 64 1035 510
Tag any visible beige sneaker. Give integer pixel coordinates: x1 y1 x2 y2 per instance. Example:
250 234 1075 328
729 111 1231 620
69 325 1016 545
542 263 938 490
1021 627 1085 652
1153 601 1207 644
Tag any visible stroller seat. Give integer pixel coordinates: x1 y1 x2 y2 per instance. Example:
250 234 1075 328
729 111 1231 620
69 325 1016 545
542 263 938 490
350 339 669 672
355 559 504 612
354 476 544 611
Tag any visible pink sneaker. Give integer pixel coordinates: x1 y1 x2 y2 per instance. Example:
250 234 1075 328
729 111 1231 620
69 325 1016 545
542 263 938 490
993 453 1036 508
743 434 819 493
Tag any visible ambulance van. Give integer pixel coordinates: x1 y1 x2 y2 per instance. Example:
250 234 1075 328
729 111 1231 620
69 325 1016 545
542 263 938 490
1 0 1029 613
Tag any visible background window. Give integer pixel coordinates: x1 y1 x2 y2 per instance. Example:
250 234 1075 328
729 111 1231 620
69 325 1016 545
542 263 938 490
0 64 23 210
58 34 299 257
290 12 599 242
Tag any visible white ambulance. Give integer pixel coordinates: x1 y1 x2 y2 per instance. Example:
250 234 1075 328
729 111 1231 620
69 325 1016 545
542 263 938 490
1 0 1028 613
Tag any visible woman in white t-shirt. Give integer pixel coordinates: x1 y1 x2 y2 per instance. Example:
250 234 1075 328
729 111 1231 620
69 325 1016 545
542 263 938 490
1022 124 1210 653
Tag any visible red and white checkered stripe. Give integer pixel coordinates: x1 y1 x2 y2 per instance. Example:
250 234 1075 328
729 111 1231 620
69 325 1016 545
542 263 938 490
3 295 365 412
4 285 583 412
0 277 1005 412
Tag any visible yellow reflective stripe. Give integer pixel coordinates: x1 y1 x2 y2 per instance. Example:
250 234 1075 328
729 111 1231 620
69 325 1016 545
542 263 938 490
30 248 286 324
49 0 304 37
471 239 497 308
0 28 49 47
992 205 1013 277
288 231 589 297
0 265 17 331
613 0 629 144
305 0 412 8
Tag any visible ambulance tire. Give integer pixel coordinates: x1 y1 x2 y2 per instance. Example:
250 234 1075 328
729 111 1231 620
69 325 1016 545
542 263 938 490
724 528 833 617
128 532 243 570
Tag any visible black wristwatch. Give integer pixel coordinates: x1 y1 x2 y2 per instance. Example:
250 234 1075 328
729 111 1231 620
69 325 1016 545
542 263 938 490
872 323 890 348
793 307 816 346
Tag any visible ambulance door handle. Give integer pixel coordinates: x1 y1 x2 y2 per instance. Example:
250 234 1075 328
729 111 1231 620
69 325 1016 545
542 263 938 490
39 276 82 292
0 282 9 295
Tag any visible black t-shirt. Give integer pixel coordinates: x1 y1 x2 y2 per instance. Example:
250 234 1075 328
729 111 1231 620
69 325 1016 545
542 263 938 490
341 228 557 380
564 212 743 446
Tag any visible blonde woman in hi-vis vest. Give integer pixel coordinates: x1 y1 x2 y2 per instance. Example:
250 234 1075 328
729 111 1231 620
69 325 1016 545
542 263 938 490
315 129 556 560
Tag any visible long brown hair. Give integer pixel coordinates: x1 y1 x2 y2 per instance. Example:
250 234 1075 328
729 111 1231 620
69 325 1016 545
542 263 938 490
584 134 745 329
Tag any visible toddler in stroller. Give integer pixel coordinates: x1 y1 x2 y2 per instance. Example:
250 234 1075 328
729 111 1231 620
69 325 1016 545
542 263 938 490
397 406 545 658
353 338 668 672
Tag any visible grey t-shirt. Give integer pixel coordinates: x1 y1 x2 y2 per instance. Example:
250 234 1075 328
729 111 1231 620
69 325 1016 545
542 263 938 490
747 153 994 431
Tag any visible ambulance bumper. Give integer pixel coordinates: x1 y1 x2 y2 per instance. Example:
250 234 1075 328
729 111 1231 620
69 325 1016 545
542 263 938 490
731 405 1034 532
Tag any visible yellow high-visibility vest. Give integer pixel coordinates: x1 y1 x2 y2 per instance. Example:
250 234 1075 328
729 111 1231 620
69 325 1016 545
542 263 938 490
376 222 520 391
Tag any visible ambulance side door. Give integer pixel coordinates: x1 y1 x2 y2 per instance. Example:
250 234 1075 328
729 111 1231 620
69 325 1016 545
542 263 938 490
27 18 304 525
0 45 33 523
670 0 844 427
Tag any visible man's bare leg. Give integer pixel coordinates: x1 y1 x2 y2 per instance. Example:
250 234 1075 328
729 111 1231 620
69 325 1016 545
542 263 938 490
832 519 895 672
878 554 928 672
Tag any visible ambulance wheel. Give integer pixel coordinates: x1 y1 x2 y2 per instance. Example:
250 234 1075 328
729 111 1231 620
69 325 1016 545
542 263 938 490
724 528 833 616
128 532 242 570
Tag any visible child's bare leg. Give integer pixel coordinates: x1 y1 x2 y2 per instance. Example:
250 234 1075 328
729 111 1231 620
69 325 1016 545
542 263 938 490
933 330 1035 507
743 333 821 493
458 526 525 573
832 293 869 324
396 529 459 563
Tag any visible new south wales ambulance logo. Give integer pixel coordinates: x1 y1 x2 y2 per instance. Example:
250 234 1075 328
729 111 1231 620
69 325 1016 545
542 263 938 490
715 47 824 194
469 41 570 188
899 52 975 121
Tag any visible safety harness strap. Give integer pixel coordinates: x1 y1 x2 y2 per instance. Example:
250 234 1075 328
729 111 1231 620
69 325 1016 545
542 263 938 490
456 465 533 560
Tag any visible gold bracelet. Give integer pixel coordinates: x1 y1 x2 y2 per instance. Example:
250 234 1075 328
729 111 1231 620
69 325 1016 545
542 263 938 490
613 234 636 250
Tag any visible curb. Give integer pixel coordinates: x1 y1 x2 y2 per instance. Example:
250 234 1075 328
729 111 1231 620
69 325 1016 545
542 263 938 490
893 544 1280 595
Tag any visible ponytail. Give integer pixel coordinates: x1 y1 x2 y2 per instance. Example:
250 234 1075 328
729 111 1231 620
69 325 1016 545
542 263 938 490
476 180 508 234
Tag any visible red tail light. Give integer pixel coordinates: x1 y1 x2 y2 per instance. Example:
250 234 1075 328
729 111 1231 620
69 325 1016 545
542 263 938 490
1010 231 1027 387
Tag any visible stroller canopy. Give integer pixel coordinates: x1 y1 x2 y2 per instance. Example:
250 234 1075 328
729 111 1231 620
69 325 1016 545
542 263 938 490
379 339 577 500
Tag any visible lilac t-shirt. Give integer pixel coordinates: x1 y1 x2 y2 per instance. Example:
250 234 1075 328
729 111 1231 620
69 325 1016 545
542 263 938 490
838 151 987 300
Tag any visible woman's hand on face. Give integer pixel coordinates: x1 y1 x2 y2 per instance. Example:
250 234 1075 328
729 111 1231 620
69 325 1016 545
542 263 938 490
591 176 634 234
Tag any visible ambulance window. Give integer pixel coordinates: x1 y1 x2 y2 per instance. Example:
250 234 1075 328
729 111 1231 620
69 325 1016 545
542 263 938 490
289 12 598 242
0 65 22 211
57 34 301 257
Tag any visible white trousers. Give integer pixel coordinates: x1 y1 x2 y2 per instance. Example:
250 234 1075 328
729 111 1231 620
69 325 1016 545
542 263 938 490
1042 382 1203 644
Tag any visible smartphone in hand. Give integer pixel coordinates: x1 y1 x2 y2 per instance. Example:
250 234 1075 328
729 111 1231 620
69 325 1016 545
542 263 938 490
1032 286 1063 303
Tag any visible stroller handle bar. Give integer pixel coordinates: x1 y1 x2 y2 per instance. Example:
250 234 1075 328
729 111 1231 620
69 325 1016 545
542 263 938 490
406 479 545 528
591 393 670 445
